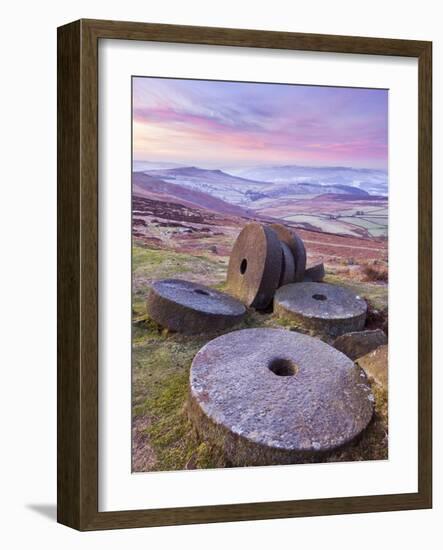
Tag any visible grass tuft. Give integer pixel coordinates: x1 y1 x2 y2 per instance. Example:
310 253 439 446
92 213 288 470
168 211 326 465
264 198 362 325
362 263 389 282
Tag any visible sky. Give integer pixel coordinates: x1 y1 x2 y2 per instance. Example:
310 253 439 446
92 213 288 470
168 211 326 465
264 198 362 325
133 77 388 170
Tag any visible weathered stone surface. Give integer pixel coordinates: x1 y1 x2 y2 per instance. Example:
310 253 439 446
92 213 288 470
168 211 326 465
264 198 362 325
226 223 282 309
333 329 387 360
304 263 325 282
278 242 296 287
274 282 367 337
356 345 388 391
270 223 306 282
189 328 374 466
146 279 246 334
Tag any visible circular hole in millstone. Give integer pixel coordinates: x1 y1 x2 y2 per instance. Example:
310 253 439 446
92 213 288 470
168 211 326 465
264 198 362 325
312 293 327 301
268 358 299 377
193 288 210 296
240 258 248 275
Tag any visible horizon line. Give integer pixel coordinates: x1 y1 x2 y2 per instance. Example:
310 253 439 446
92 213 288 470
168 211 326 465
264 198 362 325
132 159 388 173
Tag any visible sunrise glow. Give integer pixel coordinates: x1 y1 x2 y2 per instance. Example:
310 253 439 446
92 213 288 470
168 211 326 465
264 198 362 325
133 77 388 170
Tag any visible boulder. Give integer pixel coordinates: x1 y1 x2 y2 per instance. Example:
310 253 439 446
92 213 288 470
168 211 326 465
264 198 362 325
304 263 325 282
333 329 387 360
356 345 388 390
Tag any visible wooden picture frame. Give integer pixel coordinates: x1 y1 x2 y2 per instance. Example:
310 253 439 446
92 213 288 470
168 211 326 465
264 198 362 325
57 18 432 530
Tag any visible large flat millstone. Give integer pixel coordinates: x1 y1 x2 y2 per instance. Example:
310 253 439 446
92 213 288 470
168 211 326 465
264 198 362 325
275 282 367 337
146 279 246 334
226 223 282 310
189 328 374 466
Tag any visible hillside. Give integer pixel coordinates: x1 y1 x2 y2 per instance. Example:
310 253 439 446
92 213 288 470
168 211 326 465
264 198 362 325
133 171 256 219
141 166 270 206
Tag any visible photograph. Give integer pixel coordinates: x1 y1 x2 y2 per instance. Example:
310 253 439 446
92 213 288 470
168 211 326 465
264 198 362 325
131 76 389 472
2 0 434 538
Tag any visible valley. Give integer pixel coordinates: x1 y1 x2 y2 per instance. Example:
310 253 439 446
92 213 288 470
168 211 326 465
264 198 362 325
134 164 388 240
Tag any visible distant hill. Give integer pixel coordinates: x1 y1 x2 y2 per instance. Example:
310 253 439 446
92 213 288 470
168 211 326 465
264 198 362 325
141 166 270 206
133 160 185 171
263 182 370 198
131 163 387 231
226 164 387 196
146 166 269 186
132 172 255 218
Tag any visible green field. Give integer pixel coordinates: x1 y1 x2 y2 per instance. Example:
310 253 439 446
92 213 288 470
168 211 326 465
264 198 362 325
339 216 388 237
335 206 388 217
283 210 388 238
283 214 363 237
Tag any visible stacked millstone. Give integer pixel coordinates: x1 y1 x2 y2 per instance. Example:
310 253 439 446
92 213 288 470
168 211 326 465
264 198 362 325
188 328 374 466
225 222 313 310
225 222 370 340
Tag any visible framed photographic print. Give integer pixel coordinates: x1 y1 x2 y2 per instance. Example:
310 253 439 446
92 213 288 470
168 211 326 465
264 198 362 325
57 19 432 530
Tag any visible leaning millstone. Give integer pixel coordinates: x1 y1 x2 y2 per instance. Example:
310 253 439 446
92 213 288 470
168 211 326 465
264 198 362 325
270 223 306 282
356 345 388 391
189 328 374 466
146 279 246 334
278 242 296 287
333 329 387 360
274 282 367 337
226 223 282 309
304 263 325 282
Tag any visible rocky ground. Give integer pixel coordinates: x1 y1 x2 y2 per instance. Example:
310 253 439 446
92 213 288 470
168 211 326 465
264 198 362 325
132 238 388 471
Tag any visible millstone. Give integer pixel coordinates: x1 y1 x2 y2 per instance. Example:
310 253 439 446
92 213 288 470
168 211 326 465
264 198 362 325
226 223 282 309
304 263 325 282
270 223 306 282
279 242 296 286
189 328 374 466
274 282 367 337
146 279 246 334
